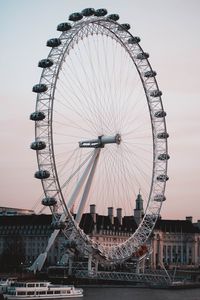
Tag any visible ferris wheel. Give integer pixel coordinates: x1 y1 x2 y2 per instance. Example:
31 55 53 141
30 8 169 266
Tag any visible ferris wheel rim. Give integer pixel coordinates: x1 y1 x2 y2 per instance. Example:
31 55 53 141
31 11 169 262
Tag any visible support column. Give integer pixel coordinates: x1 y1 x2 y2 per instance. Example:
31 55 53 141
159 237 163 266
88 253 92 275
94 260 98 274
181 242 183 264
170 244 173 265
68 253 73 276
194 236 198 266
186 243 189 264
136 260 140 274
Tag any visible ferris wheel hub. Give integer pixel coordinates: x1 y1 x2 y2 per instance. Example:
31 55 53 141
79 133 121 148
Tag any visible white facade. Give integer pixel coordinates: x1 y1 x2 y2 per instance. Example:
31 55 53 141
151 222 200 269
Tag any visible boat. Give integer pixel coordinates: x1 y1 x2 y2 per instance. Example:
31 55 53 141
0 278 17 294
3 282 83 300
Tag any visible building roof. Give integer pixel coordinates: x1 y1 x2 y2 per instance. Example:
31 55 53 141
0 214 52 226
0 214 199 235
0 206 34 215
0 214 53 236
78 213 138 234
0 213 138 235
154 219 200 233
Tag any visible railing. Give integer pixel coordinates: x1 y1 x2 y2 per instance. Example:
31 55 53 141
74 269 171 285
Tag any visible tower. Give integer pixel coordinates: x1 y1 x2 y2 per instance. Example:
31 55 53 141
134 192 144 226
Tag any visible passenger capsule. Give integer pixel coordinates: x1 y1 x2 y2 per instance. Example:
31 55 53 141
154 194 166 202
150 90 162 97
136 52 149 60
144 70 157 78
107 14 120 21
38 59 54 68
158 153 170 160
118 23 131 31
154 110 166 118
42 197 57 206
57 22 72 32
30 111 45 121
94 8 107 16
46 38 61 48
69 12 83 22
128 37 141 44
157 174 169 182
51 221 66 230
32 84 48 93
81 8 95 16
30 141 46 151
157 132 169 139
34 170 50 179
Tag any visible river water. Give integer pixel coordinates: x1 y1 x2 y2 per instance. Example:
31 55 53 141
82 287 200 300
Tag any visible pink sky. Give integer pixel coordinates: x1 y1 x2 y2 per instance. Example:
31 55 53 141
0 0 200 222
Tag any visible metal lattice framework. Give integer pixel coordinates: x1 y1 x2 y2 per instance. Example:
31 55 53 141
30 9 169 265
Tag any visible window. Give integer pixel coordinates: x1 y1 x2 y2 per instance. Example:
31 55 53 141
39 291 46 295
27 292 34 295
47 291 53 294
18 292 26 295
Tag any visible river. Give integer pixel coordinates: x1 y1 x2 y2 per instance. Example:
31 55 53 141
82 287 200 300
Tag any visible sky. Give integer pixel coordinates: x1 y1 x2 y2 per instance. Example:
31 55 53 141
0 0 200 222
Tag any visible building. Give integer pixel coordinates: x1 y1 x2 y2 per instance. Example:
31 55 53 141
80 205 138 248
152 217 200 269
0 214 52 269
0 206 34 216
0 197 200 271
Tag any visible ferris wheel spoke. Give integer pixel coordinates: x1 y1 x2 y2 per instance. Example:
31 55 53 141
80 36 107 130
113 146 147 202
122 120 151 137
120 94 148 133
53 115 97 137
120 143 152 198
58 57 107 132
66 52 103 127
55 79 100 133
110 147 134 213
117 149 140 210
101 37 117 128
57 149 94 194
116 44 131 128
67 38 113 133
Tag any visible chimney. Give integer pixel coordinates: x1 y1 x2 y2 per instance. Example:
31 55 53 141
116 208 122 225
108 207 114 224
186 216 193 223
90 204 96 223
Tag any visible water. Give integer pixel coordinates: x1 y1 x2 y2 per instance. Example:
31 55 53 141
82 287 200 300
